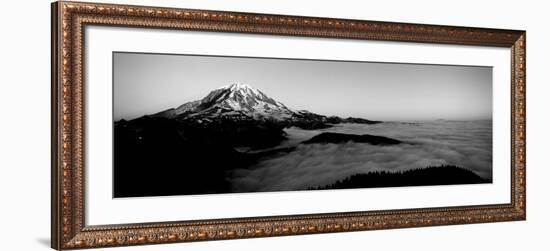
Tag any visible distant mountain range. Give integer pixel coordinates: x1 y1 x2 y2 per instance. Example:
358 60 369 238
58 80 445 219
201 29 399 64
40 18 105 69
141 83 381 129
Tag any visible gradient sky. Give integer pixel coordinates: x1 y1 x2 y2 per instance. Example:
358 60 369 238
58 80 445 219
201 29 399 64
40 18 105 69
114 52 492 121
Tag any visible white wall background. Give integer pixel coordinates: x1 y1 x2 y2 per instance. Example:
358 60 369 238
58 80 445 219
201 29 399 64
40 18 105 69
0 0 547 250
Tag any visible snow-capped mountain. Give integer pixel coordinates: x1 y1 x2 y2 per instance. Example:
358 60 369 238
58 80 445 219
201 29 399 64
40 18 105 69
158 83 299 121
151 83 380 128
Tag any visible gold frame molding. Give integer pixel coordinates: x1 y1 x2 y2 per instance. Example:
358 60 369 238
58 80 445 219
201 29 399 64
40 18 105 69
51 1 526 250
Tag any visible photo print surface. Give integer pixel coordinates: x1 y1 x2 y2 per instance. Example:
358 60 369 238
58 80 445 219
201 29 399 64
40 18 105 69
113 52 492 198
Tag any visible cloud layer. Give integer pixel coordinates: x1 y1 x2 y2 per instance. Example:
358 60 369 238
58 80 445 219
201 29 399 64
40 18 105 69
228 120 492 192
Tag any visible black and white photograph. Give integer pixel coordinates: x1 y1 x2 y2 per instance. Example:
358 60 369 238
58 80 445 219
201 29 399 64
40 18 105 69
113 52 492 198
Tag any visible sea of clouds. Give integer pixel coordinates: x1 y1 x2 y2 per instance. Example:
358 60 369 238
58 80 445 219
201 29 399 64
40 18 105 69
228 120 492 192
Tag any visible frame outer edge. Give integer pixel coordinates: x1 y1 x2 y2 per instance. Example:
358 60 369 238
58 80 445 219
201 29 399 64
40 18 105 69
512 32 526 220
520 32 526 220
51 1 62 250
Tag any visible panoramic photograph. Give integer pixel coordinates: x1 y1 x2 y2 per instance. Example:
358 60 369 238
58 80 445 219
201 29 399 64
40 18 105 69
113 52 492 198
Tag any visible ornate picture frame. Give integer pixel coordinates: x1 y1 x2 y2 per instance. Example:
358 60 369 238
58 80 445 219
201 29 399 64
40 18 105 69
51 1 526 249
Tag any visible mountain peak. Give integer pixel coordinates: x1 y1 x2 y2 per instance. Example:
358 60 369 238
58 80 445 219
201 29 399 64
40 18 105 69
222 83 261 96
227 82 253 90
172 83 295 121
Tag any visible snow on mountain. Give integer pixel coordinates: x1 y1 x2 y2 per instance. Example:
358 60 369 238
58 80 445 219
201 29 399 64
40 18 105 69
170 83 299 121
